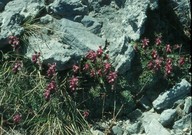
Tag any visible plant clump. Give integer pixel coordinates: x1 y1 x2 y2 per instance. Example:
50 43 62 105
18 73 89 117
66 42 134 120
0 33 190 134
0 36 90 135
130 35 191 98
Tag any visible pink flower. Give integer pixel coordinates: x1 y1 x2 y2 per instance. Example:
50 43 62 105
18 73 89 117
178 57 185 66
47 63 56 77
12 61 22 74
69 76 79 91
154 57 163 71
147 60 154 70
13 114 22 123
73 64 79 73
165 64 172 75
155 36 162 45
141 37 149 49
83 111 89 118
96 46 103 57
8 36 20 50
44 81 57 100
104 63 111 73
166 58 172 65
32 51 40 64
97 69 102 76
86 50 97 61
151 50 158 59
47 81 57 92
165 44 172 53
44 89 50 100
90 70 96 77
107 71 117 84
83 63 89 71
165 58 173 75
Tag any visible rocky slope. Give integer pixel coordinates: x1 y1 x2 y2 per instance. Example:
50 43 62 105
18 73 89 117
89 79 191 135
0 0 190 73
0 0 191 135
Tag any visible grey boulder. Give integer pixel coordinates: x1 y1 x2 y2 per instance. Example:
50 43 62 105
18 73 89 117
159 109 177 127
81 15 102 34
48 0 88 18
172 114 192 135
112 125 124 135
0 0 44 48
25 17 105 70
142 112 171 135
183 96 192 114
152 79 191 110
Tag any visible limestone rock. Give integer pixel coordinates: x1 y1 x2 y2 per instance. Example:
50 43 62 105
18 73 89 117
152 79 191 110
48 0 88 18
144 119 171 135
127 121 143 134
25 17 105 70
159 109 177 127
112 125 124 135
110 36 134 74
142 112 171 135
183 96 192 114
0 0 44 48
90 128 105 135
172 114 192 135
128 109 142 121
81 15 102 34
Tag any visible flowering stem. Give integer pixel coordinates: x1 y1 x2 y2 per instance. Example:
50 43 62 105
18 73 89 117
179 44 182 55
114 104 124 119
112 88 116 120
102 93 105 119
135 77 151 98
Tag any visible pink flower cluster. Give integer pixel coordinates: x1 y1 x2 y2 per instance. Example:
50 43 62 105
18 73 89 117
85 46 103 61
73 65 79 73
178 57 185 66
165 58 172 75
83 63 89 71
83 110 89 118
86 50 97 61
90 69 96 77
166 44 172 53
44 63 57 100
32 51 41 64
8 36 20 50
151 50 157 59
107 71 117 84
141 37 149 49
96 46 103 57
153 57 163 71
13 114 22 123
140 36 187 77
69 46 118 91
12 61 22 74
147 55 163 72
104 63 111 73
47 63 56 77
69 76 79 91
44 81 57 100
155 36 162 45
